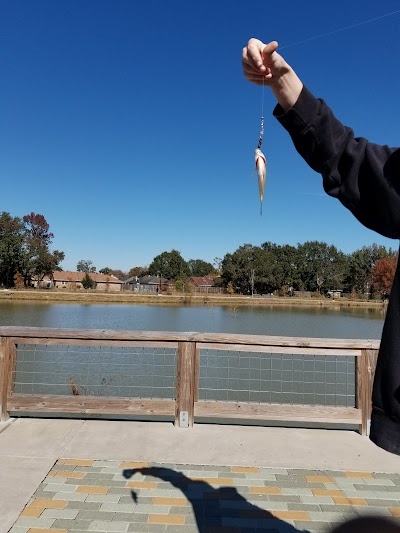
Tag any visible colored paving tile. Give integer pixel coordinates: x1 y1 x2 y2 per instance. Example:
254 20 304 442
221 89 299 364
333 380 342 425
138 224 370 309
9 461 400 533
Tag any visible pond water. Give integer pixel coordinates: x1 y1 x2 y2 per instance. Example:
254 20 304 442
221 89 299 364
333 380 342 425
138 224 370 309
0 301 385 339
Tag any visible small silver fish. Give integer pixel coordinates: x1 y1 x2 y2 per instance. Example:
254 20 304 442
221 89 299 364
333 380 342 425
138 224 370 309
255 148 267 215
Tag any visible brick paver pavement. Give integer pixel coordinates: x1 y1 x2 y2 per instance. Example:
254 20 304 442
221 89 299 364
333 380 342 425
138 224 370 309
8 459 400 532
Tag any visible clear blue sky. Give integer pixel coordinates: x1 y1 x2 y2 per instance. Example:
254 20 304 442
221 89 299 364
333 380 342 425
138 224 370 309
2 0 400 272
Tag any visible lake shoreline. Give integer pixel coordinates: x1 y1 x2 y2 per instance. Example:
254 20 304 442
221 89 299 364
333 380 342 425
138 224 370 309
0 289 387 309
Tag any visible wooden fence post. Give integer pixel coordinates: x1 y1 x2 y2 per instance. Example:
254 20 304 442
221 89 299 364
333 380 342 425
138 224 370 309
366 349 378 434
0 337 15 422
194 346 200 403
175 341 196 428
356 349 378 436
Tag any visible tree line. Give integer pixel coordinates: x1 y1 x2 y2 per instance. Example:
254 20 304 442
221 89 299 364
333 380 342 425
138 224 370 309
91 243 398 298
1 211 397 297
219 241 398 298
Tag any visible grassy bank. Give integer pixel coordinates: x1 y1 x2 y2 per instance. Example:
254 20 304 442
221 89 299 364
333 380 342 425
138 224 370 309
0 289 387 309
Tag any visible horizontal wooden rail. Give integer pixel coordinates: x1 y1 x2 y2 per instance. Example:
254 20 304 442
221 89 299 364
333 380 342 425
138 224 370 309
0 327 380 349
8 395 175 417
9 337 178 349
195 401 362 425
200 343 362 356
0 327 380 434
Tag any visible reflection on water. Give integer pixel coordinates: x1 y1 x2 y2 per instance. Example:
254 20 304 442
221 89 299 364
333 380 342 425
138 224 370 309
0 301 384 339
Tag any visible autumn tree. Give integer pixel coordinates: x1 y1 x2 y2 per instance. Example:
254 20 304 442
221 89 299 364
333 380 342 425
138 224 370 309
128 266 147 278
372 255 398 298
23 212 53 243
13 272 25 288
111 269 127 280
22 212 64 287
226 281 234 295
347 244 395 296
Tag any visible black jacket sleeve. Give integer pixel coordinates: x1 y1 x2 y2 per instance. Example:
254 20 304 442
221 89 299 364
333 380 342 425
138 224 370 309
273 86 400 239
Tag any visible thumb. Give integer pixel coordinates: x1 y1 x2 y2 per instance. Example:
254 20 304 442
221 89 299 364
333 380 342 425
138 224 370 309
262 41 279 62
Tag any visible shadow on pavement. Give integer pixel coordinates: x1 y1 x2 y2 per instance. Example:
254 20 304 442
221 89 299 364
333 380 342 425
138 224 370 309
123 466 400 533
123 466 307 532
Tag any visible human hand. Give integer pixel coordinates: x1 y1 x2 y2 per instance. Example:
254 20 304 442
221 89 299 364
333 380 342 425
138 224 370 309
242 38 303 110
242 39 286 86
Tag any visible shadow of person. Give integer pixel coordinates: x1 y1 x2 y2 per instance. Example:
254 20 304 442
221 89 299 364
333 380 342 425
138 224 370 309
123 466 307 532
330 516 400 533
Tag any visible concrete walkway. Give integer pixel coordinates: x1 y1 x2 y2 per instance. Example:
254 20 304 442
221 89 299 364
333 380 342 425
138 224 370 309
2 419 400 533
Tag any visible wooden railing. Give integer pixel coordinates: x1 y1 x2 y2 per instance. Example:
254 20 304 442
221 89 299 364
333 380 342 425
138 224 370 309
0 327 379 435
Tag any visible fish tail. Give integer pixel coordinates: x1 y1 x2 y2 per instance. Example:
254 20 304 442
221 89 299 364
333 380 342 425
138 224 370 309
260 202 263 216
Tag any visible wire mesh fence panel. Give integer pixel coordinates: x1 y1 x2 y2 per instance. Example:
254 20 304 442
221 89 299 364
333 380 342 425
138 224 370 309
199 349 356 407
13 344 177 399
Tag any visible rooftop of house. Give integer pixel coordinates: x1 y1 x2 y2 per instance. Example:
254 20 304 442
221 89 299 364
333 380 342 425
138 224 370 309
50 271 123 283
191 275 217 287
138 275 168 285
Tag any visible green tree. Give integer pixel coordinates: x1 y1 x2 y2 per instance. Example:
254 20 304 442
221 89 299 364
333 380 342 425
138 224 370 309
81 272 95 289
221 244 276 295
187 259 215 277
175 278 190 292
148 250 189 280
213 257 223 274
0 212 25 288
77 259 96 273
99 267 112 275
296 241 346 293
34 248 65 287
23 213 64 287
261 242 303 290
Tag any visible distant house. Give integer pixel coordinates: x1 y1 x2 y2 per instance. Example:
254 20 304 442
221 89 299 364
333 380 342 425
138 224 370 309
122 276 140 291
122 275 169 292
327 290 343 299
137 275 168 292
37 271 123 291
190 276 224 294
293 290 312 298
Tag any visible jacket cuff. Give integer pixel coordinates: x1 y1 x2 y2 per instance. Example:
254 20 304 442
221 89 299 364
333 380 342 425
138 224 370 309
273 86 321 133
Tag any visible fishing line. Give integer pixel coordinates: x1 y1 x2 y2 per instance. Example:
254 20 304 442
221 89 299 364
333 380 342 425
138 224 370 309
279 8 400 50
259 76 264 150
261 75 265 123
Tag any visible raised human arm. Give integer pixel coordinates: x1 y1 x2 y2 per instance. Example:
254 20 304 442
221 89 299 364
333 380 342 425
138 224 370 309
243 38 400 239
